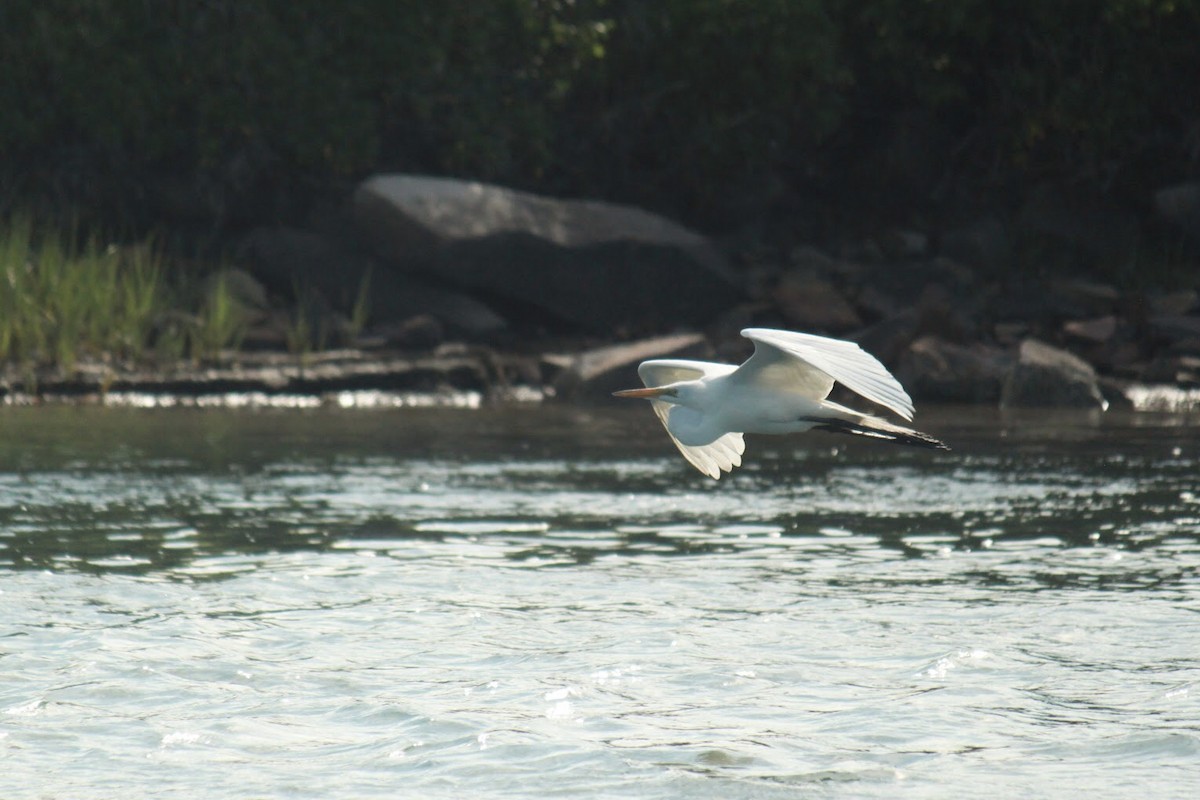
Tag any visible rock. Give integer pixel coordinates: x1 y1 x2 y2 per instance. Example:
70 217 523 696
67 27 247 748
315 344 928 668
372 314 445 350
197 268 271 346
707 302 769 359
1176 356 1200 385
773 271 863 332
1016 182 1140 271
742 264 779 302
836 239 886 264
1167 339 1200 356
940 215 1011 272
1153 183 1200 243
1049 279 1120 316
237 227 367 304
3 350 508 400
788 245 838 272
1148 314 1200 346
878 228 928 259
237 226 506 336
203 268 269 311
353 175 739 332
1139 355 1200 385
1147 289 1198 316
852 309 919 366
916 282 976 343
1098 378 1135 411
550 333 709 400
855 256 976 312
993 321 1029 345
1063 315 1118 344
988 275 1108 326
854 284 902 321
1060 315 1132 372
1110 341 1143 370
896 336 1012 404
241 309 292 351
1001 339 1107 410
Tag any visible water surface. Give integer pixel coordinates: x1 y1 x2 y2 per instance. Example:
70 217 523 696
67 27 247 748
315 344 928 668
2 404 1198 798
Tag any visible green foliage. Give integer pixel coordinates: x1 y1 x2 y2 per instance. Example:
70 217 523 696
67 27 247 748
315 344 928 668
563 0 846 221
835 0 1200 187
348 267 373 341
0 0 610 191
0 217 247 371
190 273 248 361
0 217 168 370
282 279 329 362
1 0 1198 237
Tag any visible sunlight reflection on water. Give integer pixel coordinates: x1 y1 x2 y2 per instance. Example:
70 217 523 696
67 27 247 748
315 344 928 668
0 405 1198 799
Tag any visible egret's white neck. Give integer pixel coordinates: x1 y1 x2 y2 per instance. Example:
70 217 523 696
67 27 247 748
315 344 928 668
660 380 725 446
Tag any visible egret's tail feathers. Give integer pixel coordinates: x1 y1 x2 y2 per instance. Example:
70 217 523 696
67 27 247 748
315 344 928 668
813 416 949 450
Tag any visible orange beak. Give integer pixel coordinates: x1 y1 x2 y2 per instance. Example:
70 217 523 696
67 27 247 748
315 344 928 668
612 387 670 399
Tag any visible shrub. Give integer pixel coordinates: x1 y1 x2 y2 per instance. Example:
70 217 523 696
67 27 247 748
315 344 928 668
1 1 1197 247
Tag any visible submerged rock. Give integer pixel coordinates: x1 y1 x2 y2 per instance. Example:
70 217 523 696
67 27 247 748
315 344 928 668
1001 338 1107 410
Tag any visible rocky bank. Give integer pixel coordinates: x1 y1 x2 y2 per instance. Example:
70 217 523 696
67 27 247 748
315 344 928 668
5 174 1200 413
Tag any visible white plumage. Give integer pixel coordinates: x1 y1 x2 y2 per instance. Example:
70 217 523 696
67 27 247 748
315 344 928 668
614 328 946 479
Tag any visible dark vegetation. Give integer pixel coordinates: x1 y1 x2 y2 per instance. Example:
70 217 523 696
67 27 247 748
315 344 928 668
3 1 1197 247
2 0 1199 386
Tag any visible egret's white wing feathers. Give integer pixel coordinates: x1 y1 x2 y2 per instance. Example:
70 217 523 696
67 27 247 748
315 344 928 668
738 329 915 421
638 359 736 387
638 359 744 479
649 401 745 479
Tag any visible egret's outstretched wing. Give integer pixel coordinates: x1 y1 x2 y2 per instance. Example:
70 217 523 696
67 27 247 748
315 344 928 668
648 401 745 479
738 329 915 421
637 359 735 388
637 359 745 479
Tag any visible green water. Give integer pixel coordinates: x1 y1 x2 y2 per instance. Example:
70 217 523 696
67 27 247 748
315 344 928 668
1 404 1198 798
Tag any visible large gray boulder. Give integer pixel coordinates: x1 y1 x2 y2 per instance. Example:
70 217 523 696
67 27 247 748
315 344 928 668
353 175 739 332
237 226 505 336
897 336 1012 404
1001 338 1107 410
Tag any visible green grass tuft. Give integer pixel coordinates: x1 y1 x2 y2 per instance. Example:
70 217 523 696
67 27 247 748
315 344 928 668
0 216 248 372
189 272 248 362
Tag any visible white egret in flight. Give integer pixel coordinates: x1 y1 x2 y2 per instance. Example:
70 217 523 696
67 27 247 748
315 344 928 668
613 328 947 479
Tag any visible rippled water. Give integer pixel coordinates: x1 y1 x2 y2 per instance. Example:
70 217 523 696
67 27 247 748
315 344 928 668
2 404 1198 799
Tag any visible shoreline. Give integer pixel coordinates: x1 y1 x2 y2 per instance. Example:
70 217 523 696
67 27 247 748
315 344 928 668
4 346 1199 414
0 347 547 409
